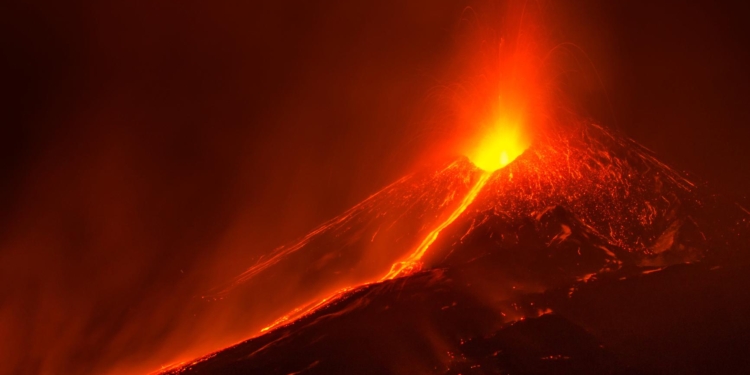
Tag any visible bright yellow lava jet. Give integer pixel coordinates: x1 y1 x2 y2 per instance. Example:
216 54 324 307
466 118 528 172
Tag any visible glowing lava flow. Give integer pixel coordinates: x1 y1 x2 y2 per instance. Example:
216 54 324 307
255 170 495 335
380 120 528 280
159 128 527 373
250 128 528 335
381 171 492 280
257 168 497 335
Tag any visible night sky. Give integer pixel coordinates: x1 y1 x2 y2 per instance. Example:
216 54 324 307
2 1 749 374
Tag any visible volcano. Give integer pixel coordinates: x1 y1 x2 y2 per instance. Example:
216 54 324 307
159 122 750 375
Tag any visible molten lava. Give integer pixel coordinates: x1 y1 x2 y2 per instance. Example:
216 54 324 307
157 118 750 375
382 171 493 280
254 158 514 336
466 120 528 172
249 122 529 337
385 125 529 277
153 4 544 372
152 2 744 374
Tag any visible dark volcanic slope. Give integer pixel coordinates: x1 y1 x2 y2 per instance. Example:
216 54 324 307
164 123 750 375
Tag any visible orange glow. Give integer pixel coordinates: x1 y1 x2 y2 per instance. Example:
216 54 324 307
444 4 539 173
150 4 549 374
251 170 493 336
382 171 491 279
258 287 352 333
466 119 528 171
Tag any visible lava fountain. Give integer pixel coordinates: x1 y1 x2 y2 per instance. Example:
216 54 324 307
152 3 546 373
7 1 750 375
149 1 677 374
252 125 530 337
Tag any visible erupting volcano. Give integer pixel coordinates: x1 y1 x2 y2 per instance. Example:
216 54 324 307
157 121 750 375
6 1 749 375
149 3 750 375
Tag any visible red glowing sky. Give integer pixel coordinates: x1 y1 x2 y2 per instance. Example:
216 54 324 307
1 1 750 375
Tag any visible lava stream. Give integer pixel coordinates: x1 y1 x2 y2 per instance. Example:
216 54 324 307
258 170 492 334
381 171 491 280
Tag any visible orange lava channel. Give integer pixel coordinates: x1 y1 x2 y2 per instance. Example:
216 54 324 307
381 171 491 280
257 171 492 334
